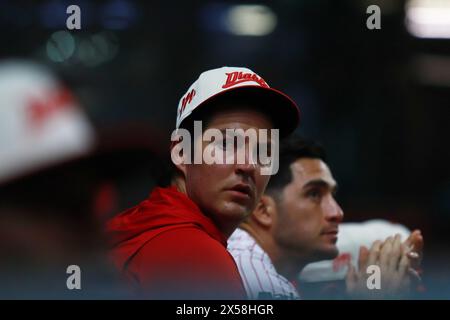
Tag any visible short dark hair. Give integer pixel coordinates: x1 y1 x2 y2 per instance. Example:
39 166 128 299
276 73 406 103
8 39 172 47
265 135 327 196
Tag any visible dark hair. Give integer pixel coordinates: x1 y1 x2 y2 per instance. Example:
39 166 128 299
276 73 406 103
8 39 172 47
265 135 327 195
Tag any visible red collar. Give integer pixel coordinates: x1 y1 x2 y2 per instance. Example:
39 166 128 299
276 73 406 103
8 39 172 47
150 186 228 246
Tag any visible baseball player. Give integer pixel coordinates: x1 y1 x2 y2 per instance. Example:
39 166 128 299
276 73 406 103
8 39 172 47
106 67 300 299
228 136 423 299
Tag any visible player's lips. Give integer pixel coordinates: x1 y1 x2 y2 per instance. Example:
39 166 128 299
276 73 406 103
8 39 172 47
321 228 338 243
226 183 253 199
321 228 339 235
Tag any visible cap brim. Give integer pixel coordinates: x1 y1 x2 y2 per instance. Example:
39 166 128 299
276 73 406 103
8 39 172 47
185 85 300 138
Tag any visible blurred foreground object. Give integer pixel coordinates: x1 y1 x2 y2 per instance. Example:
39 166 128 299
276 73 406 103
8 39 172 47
300 219 411 283
299 220 425 299
0 60 143 298
0 60 94 183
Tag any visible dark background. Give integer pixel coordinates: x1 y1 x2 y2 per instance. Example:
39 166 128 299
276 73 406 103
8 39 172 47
0 0 449 298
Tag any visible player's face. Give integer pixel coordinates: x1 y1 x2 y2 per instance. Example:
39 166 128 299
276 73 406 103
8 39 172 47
184 107 273 237
273 158 343 262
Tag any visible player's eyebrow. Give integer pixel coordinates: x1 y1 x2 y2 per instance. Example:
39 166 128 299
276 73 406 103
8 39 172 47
303 179 338 193
219 129 273 144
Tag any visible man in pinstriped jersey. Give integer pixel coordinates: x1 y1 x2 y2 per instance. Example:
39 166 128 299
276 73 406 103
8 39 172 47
228 136 342 299
228 136 423 299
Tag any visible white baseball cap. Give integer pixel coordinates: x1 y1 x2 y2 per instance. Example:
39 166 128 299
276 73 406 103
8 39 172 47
176 67 300 137
0 60 95 184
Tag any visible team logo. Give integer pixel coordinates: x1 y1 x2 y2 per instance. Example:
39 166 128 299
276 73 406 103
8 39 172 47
222 71 269 89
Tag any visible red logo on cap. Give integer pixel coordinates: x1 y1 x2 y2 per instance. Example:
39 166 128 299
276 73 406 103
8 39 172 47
222 72 269 89
179 89 196 116
27 88 74 129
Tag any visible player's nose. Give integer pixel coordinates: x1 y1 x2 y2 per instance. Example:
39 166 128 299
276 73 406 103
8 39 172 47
234 148 258 177
326 198 344 223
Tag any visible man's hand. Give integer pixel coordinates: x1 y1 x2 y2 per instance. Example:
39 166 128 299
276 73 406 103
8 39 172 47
346 234 413 299
404 229 423 272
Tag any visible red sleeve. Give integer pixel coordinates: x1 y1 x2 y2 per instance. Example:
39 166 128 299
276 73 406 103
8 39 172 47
128 226 246 299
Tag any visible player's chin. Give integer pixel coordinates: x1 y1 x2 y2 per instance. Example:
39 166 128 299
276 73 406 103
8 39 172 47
219 200 253 221
222 192 255 211
317 243 339 260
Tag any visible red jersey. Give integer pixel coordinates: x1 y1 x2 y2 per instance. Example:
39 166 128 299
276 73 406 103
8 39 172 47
106 186 246 299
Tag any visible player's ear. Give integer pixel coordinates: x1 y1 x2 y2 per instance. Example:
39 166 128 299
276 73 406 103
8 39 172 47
170 129 190 177
253 194 277 228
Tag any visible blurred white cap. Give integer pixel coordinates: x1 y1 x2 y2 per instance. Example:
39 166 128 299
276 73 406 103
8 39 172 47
0 60 95 184
299 219 411 282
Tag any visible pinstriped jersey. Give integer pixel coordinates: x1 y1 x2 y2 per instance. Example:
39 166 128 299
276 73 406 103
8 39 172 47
228 228 300 300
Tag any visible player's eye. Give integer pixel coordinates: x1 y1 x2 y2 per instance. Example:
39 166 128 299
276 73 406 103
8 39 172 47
216 137 231 151
306 189 322 201
254 143 272 166
234 136 245 149
257 143 271 156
